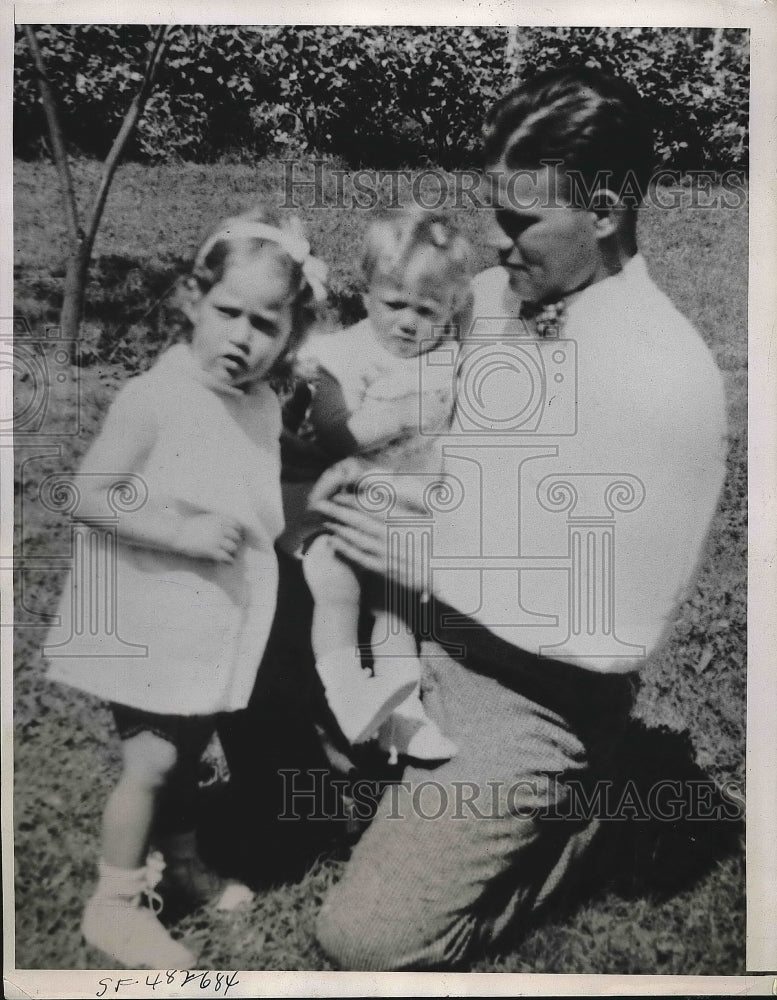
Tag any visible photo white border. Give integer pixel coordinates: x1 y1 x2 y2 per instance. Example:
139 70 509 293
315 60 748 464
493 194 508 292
2 1 774 996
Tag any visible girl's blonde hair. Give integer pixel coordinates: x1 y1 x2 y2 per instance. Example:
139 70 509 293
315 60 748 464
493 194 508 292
183 207 326 377
362 208 474 337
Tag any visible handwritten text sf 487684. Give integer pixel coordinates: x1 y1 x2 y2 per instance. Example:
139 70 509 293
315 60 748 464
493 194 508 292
96 970 240 997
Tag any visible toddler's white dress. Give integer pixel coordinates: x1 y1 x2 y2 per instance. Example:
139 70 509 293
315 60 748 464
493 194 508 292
46 344 284 716
278 320 457 554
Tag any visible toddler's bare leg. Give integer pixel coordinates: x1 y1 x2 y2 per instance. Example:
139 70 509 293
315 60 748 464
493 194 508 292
303 534 362 664
302 535 416 743
370 606 420 664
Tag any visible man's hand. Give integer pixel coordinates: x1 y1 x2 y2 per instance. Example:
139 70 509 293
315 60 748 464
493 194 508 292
308 457 372 506
309 459 431 592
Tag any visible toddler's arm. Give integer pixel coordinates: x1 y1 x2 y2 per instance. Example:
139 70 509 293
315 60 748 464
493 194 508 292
74 382 242 563
310 369 421 459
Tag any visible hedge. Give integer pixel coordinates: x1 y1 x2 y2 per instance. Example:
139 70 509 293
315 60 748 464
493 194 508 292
14 25 748 170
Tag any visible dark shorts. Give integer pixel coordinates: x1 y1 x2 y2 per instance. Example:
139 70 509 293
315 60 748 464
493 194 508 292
110 703 217 753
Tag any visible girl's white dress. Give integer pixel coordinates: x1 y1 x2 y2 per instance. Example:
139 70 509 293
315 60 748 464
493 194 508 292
46 344 284 716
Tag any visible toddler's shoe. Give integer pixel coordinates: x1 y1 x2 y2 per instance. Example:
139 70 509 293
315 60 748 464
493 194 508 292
316 648 418 744
378 687 458 765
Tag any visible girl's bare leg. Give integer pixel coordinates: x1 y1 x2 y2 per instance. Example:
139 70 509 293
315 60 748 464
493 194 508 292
83 730 196 968
101 731 177 868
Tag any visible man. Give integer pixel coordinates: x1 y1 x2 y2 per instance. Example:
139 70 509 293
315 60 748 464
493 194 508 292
310 68 728 969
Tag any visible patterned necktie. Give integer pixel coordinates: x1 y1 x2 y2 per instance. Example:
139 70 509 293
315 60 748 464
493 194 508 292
518 298 567 339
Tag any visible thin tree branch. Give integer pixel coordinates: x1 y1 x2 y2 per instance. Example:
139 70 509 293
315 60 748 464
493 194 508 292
505 25 521 77
82 25 171 255
22 25 81 250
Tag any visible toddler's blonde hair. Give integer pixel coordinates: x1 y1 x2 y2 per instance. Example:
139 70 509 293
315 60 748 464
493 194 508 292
362 208 473 332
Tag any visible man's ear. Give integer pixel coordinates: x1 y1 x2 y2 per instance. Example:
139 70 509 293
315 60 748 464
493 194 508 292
590 189 620 240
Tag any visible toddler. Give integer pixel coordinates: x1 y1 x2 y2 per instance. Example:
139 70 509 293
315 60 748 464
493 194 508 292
45 208 326 968
292 209 472 763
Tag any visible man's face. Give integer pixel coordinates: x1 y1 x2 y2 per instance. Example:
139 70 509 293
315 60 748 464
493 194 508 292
486 163 604 304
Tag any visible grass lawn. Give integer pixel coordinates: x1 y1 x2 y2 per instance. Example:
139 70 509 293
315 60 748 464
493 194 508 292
12 158 747 973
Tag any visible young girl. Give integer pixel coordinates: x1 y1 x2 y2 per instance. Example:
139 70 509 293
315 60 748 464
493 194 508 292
283 209 472 764
45 208 327 969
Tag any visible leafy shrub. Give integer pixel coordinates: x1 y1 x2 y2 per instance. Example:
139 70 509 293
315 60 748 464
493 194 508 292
265 26 505 167
511 27 748 169
14 25 748 170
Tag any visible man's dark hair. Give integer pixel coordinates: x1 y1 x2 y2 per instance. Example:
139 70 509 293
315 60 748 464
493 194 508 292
482 67 654 208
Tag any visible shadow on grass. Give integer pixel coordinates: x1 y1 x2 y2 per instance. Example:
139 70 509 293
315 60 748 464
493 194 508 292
586 719 743 903
16 253 366 344
197 717 742 910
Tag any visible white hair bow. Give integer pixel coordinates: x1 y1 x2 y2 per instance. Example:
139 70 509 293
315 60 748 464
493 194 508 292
195 218 329 304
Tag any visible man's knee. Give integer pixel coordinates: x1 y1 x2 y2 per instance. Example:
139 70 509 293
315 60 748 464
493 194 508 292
315 882 456 971
316 894 407 970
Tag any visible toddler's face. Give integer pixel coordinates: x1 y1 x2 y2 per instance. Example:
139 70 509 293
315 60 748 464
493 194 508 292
366 251 460 359
185 258 294 391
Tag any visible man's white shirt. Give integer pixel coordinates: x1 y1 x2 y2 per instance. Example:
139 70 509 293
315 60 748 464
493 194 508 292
430 257 728 673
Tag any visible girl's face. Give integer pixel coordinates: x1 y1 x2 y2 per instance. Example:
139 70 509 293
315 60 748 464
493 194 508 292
185 256 295 391
366 249 460 359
